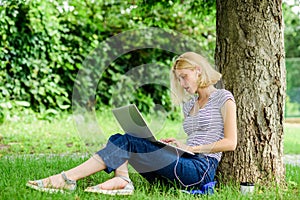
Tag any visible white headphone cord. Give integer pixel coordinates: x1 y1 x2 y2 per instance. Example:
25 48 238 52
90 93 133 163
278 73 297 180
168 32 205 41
173 149 210 188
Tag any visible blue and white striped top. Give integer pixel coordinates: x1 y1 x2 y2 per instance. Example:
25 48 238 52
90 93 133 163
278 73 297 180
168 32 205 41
183 89 235 161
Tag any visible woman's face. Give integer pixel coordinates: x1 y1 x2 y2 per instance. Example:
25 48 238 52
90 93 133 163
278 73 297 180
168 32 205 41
175 68 199 94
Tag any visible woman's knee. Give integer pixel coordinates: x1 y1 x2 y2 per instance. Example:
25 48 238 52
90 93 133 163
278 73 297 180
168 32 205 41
108 133 123 142
107 133 135 148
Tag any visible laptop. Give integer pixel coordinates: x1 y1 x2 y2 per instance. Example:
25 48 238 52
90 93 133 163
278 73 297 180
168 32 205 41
112 104 195 155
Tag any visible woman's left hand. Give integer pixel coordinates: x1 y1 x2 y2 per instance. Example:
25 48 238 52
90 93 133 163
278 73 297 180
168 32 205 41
160 138 192 152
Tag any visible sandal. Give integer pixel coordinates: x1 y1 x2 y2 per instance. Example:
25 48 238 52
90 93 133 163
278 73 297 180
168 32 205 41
84 175 134 195
26 171 77 193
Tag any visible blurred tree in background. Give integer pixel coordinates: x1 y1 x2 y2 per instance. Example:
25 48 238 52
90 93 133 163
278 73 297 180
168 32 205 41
0 0 216 117
283 1 300 117
284 0 300 58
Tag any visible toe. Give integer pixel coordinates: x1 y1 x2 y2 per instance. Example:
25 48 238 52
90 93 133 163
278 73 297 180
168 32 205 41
27 180 38 186
85 186 98 192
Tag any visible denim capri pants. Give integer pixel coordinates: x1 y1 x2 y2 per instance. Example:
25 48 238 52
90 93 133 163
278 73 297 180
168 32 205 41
96 133 218 190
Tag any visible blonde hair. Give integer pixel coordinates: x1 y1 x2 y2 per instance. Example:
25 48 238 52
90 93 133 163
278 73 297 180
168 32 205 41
170 52 222 105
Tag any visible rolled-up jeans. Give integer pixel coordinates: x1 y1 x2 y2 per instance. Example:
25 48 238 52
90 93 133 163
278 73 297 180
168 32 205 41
96 133 218 190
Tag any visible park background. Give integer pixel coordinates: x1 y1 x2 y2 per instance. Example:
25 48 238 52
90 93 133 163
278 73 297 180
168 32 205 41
0 0 299 199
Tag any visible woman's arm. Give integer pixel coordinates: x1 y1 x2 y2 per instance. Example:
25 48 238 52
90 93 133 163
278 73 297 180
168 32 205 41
163 99 237 153
189 99 237 153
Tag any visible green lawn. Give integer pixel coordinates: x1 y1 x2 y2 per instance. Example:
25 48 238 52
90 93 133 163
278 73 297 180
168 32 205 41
0 111 299 199
1 111 299 155
284 123 300 154
0 110 188 155
0 155 299 200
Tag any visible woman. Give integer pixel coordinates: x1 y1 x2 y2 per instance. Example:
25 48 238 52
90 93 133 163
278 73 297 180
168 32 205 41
26 51 237 195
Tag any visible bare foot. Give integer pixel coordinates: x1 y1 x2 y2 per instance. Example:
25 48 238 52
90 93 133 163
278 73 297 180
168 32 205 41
27 174 70 189
94 176 129 190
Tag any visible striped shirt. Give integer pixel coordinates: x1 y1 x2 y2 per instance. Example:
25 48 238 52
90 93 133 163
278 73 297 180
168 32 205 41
183 89 235 161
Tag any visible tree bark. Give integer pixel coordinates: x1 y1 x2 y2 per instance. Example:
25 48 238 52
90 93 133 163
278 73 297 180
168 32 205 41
215 0 286 184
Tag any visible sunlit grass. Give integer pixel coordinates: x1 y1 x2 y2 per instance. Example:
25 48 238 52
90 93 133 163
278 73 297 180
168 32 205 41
284 123 300 154
0 155 299 200
0 109 185 155
1 110 299 156
0 110 299 199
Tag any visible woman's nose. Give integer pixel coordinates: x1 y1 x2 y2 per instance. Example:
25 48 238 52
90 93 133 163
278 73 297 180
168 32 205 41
180 80 186 87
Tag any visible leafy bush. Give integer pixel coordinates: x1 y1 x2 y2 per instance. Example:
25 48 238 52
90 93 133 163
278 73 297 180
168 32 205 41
1 0 217 115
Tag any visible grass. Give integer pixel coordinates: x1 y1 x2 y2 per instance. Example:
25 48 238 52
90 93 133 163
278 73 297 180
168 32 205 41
0 109 187 155
284 123 300 154
0 112 299 155
0 110 299 199
0 155 299 200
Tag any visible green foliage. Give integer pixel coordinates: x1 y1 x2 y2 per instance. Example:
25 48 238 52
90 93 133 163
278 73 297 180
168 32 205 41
0 0 216 116
0 0 73 113
1 0 299 120
283 2 300 116
285 60 300 115
283 2 300 58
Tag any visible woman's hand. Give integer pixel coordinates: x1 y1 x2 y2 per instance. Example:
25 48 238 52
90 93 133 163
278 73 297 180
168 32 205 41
160 138 176 144
160 138 193 152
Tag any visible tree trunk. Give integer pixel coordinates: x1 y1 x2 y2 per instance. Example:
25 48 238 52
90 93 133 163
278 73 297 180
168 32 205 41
215 0 286 184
